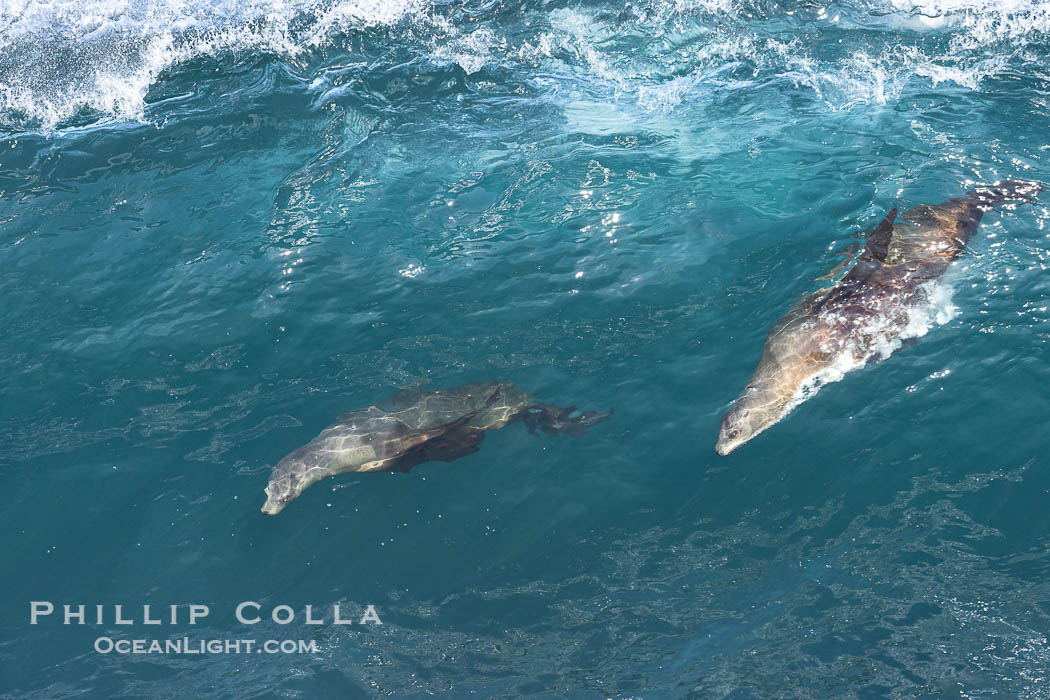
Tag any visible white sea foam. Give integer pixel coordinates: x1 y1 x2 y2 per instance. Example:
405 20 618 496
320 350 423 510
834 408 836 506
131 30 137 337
521 0 1050 116
0 0 426 129
785 52 900 109
876 0 1050 51
428 24 504 75
783 43 1014 110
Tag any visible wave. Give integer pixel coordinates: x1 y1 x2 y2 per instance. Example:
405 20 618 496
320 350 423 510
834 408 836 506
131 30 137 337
3 0 1050 132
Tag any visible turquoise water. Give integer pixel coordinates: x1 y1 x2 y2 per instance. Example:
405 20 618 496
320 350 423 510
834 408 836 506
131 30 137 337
3 0 1050 696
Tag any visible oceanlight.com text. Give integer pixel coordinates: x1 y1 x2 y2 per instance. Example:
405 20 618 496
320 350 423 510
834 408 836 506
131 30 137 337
94 637 319 655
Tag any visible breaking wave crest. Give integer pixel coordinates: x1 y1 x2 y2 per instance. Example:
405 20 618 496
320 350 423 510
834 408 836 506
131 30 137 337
3 0 1050 131
0 0 427 129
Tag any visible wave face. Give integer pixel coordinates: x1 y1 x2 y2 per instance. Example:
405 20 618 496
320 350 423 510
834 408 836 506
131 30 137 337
4 0 1050 699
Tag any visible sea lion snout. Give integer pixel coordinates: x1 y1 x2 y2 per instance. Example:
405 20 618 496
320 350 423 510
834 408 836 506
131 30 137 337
261 502 282 515
260 473 299 515
713 415 747 459
261 493 286 516
715 421 745 456
716 387 781 456
715 428 741 456
260 485 285 515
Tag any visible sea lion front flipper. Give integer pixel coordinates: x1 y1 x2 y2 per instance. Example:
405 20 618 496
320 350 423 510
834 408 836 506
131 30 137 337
377 386 508 473
420 428 485 463
362 405 491 474
863 207 897 263
814 241 861 282
386 428 486 472
835 208 899 289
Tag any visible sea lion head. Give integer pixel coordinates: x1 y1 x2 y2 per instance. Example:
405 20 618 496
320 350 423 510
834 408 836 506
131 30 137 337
715 384 783 456
261 470 303 515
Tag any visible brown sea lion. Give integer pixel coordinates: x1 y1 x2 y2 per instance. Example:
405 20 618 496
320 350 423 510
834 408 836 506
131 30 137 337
717 180 1041 455
262 381 612 514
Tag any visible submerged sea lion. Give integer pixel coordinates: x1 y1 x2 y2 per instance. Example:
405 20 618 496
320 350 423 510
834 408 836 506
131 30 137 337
262 381 612 514
716 180 1042 456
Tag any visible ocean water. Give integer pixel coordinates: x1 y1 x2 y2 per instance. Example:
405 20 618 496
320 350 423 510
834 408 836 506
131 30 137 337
3 0 1050 696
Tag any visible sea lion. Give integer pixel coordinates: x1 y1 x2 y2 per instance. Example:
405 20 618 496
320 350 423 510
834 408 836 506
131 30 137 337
262 381 612 514
716 180 1042 456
